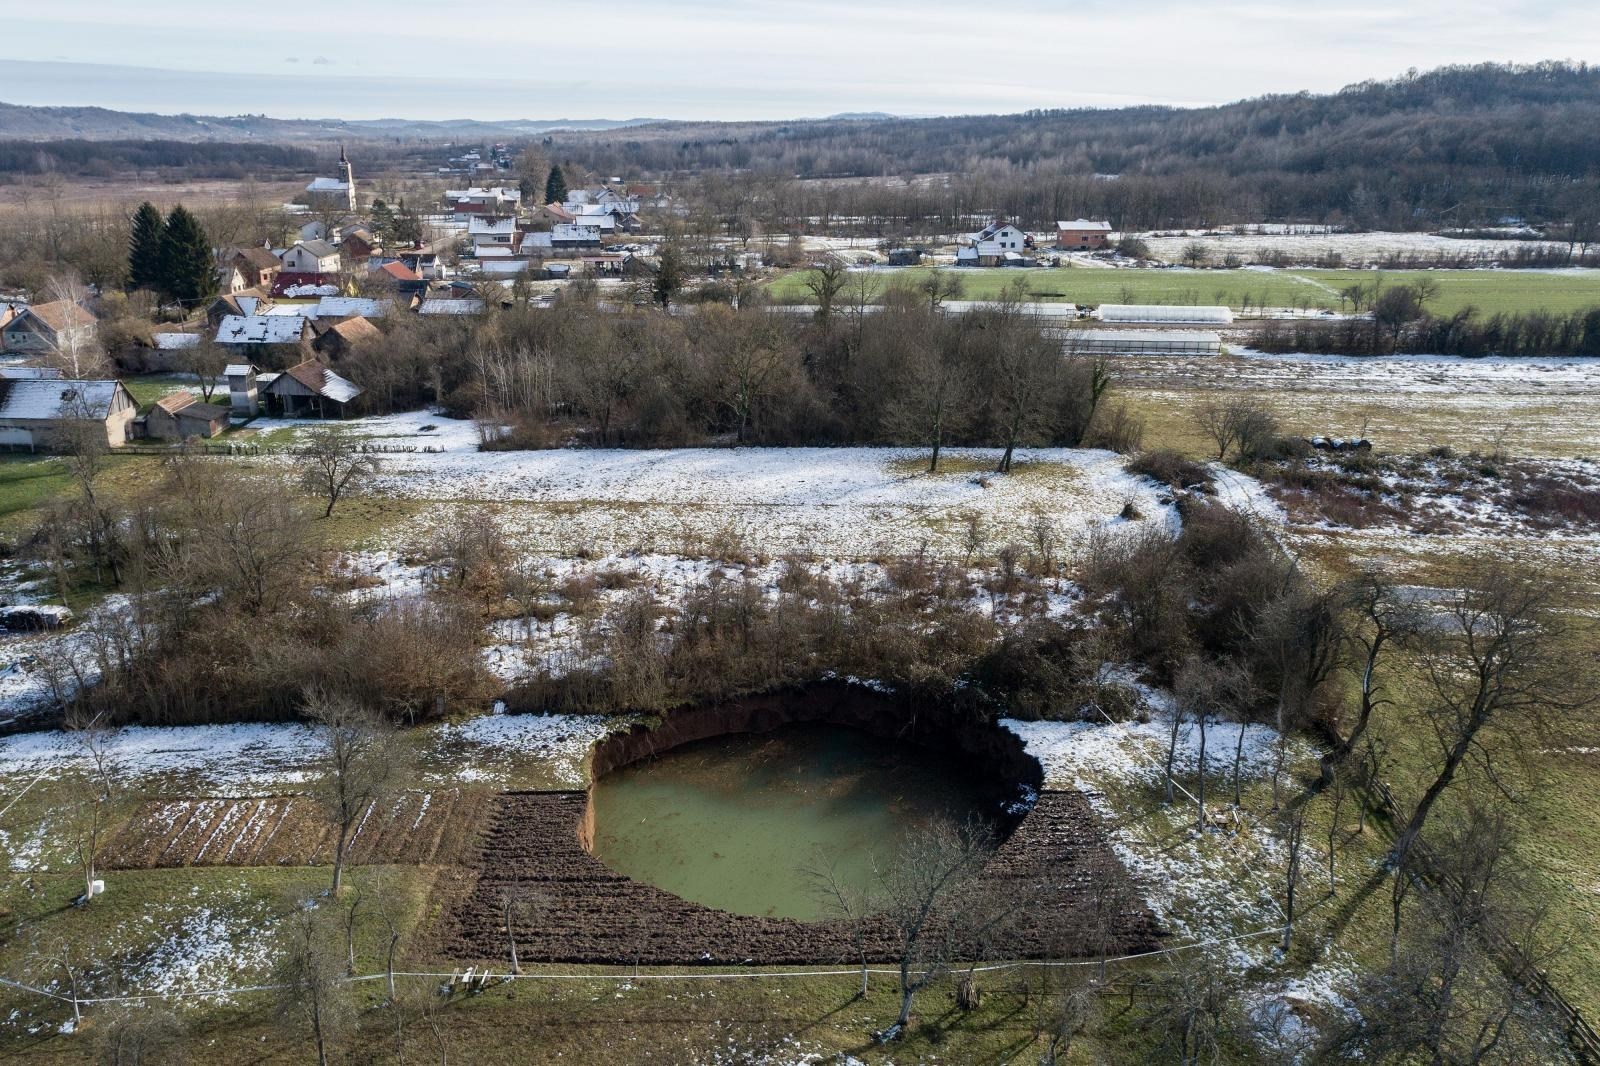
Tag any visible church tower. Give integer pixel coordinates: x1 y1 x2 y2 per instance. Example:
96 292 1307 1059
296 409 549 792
338 145 356 211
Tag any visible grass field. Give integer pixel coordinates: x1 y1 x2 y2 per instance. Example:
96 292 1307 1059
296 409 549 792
767 266 1600 316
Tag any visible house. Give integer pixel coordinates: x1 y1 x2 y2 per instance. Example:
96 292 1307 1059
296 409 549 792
145 391 228 440
224 363 260 415
279 240 341 275
371 260 428 297
1055 219 1113 251
1 301 98 356
958 220 1031 267
0 377 138 450
468 215 519 253
260 360 363 417
304 147 357 211
214 314 313 365
530 202 577 226
447 186 521 217
231 247 282 290
550 223 603 251
311 315 381 360
340 232 377 263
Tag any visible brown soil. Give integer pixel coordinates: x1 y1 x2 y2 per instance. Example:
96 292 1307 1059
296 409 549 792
435 789 1161 965
101 788 488 869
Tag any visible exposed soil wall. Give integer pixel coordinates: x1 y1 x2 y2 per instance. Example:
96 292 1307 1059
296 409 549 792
584 682 1043 847
437 790 1162 966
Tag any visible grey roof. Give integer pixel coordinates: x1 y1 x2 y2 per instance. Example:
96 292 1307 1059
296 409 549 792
294 239 340 259
315 296 388 318
417 298 486 316
0 378 126 421
0 366 64 380
214 314 308 345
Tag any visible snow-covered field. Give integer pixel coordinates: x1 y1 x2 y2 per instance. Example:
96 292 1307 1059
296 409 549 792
273 412 1177 559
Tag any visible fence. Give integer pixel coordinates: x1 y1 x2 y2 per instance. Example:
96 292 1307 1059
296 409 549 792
1359 774 1600 1062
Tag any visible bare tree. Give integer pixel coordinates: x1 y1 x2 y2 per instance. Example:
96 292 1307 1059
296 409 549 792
179 338 230 403
1280 806 1306 953
1033 965 1098 1066
1191 398 1279 462
1326 571 1424 775
874 818 994 1038
500 878 547 975
802 261 847 329
1328 807 1565 1065
1394 567 1589 865
43 274 109 380
92 1003 186 1065
803 854 877 998
298 426 381 518
305 691 400 896
1146 949 1238 1066
64 710 117 904
274 890 353 1066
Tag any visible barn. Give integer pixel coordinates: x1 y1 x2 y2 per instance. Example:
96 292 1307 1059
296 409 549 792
0 377 138 450
260 360 364 418
145 392 229 440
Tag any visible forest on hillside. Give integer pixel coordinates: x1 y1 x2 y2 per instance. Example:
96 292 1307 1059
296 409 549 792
545 62 1600 230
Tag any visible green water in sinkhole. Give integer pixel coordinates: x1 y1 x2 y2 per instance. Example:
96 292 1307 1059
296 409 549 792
588 723 999 921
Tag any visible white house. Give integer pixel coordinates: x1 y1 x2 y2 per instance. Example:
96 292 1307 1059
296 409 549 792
958 221 1031 266
279 240 341 274
468 216 519 253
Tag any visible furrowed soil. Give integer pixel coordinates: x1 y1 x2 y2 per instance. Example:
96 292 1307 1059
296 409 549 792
100 788 489 868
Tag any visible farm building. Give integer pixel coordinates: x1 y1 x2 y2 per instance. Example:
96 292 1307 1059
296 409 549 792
145 392 229 440
0 377 138 450
1096 304 1235 325
1055 220 1113 250
214 314 312 365
225 363 261 415
1065 329 1223 356
260 360 363 417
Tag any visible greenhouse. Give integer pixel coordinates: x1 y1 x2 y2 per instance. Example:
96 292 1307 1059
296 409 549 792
1064 329 1223 356
1096 304 1235 325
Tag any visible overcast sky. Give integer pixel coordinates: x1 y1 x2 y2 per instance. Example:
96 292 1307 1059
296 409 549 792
1 0 1597 120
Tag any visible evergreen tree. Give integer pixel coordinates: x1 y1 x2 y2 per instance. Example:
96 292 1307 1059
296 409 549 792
128 201 165 293
392 199 422 247
544 165 568 206
370 199 396 244
158 205 219 306
653 242 683 309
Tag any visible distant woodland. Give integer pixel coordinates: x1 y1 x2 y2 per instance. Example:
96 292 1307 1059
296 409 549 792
2 63 1598 230
543 63 1600 231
